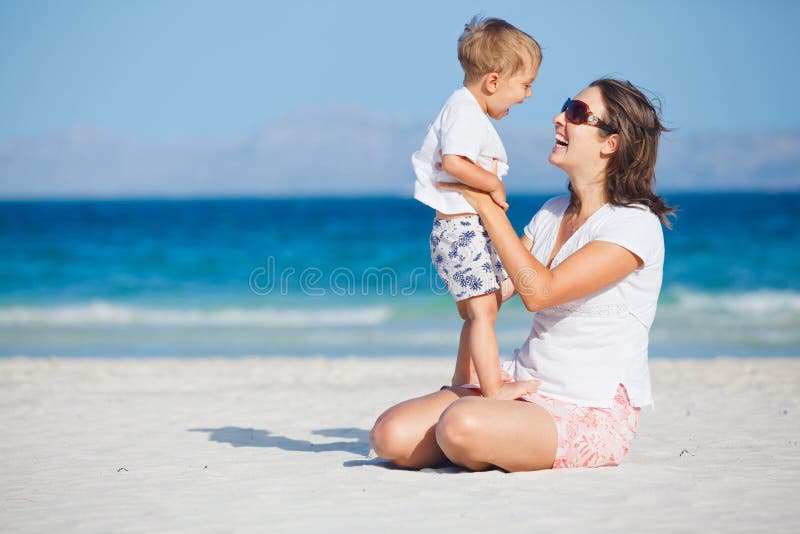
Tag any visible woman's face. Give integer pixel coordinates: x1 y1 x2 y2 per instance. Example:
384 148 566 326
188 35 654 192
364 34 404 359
547 86 612 176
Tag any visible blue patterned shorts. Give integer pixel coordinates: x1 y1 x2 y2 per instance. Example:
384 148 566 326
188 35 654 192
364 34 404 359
430 215 508 301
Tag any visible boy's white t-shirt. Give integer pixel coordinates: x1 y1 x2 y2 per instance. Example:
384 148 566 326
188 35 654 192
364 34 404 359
412 87 509 214
505 195 665 407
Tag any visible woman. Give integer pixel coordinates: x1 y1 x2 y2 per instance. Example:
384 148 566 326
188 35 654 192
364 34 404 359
370 78 673 471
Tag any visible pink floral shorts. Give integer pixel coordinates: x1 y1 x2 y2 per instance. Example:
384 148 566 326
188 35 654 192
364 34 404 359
525 384 640 469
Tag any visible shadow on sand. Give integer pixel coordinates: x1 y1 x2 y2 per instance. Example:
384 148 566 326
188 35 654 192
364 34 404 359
189 426 371 456
189 426 470 472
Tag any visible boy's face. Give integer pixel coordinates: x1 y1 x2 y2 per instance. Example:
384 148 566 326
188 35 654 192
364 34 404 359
486 66 538 120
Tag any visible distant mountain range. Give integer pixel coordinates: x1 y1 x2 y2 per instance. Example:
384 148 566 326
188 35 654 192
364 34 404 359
1 108 798 198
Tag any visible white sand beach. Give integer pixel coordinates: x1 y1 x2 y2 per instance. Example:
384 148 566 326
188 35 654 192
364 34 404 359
1 356 798 532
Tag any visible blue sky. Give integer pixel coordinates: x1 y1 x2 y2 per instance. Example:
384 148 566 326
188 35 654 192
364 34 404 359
1 0 799 196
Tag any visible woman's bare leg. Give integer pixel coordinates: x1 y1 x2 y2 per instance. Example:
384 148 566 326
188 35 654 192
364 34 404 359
370 387 480 469
435 396 558 472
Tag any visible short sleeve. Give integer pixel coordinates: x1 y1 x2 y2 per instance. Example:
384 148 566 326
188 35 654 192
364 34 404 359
594 206 664 266
524 196 568 242
439 103 487 163
523 212 538 241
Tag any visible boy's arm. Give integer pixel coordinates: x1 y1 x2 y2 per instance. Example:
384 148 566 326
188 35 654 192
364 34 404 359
440 154 502 193
441 154 508 210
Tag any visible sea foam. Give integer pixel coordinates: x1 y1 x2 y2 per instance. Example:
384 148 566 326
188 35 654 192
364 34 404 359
0 301 392 327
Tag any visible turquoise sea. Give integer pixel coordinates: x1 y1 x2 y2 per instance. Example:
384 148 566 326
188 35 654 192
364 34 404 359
1 192 798 358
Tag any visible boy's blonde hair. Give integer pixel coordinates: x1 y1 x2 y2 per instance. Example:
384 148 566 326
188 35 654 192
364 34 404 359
458 16 542 83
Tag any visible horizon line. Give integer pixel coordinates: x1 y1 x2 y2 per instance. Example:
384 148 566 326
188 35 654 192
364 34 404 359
1 188 798 202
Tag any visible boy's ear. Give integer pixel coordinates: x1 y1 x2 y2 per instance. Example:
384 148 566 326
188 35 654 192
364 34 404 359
483 72 501 95
600 133 620 156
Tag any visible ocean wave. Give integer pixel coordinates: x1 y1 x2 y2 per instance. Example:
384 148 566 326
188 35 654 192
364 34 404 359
652 288 800 347
659 287 800 313
0 301 392 327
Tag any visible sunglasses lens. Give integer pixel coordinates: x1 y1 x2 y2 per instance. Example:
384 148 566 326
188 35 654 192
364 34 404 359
565 101 588 124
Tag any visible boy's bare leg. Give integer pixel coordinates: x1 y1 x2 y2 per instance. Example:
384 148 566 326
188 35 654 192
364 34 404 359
452 300 477 386
466 290 538 400
465 291 503 396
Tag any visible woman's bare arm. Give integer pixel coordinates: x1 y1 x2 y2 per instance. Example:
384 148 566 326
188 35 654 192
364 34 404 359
438 184 641 311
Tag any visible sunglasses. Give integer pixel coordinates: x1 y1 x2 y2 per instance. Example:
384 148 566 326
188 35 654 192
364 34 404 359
561 98 616 133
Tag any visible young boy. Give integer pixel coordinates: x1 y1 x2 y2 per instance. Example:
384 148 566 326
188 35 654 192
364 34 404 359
412 16 541 399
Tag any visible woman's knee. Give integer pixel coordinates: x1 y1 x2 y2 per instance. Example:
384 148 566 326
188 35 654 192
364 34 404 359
435 397 483 451
370 412 416 462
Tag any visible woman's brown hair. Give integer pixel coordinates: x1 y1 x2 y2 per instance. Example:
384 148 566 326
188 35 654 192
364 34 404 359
572 77 675 227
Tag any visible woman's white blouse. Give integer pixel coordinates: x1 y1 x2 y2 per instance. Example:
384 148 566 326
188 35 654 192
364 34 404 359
506 195 665 407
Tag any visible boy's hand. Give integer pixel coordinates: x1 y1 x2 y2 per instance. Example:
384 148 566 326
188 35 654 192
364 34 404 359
490 181 509 211
487 158 508 211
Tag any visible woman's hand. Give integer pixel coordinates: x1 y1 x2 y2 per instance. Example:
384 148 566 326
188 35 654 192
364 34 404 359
436 180 497 213
488 380 540 401
453 368 513 388
499 277 518 303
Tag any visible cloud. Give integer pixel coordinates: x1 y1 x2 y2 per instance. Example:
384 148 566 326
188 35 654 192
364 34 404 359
0 109 798 198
